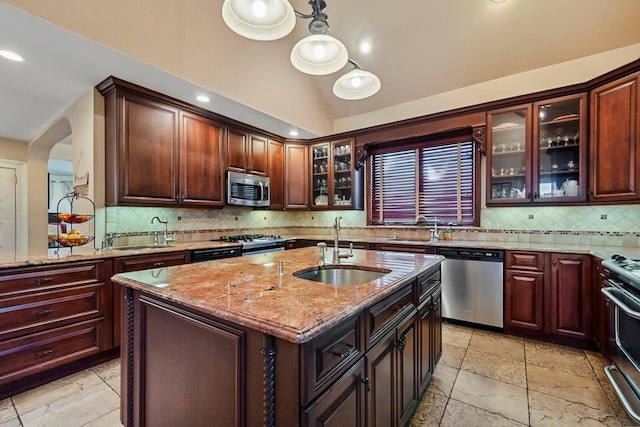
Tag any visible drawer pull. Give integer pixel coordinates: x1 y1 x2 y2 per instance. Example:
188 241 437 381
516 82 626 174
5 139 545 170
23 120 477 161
35 349 54 358
395 336 407 352
153 262 165 267
362 377 371 392
35 277 53 285
393 303 408 312
331 345 355 359
35 309 54 317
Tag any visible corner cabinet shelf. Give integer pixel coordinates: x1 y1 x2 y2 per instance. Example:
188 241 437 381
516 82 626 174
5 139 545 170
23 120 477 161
55 192 96 254
311 138 355 209
486 93 587 205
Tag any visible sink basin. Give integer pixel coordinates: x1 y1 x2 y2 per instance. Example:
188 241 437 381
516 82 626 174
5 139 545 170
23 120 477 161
294 265 391 286
111 244 175 251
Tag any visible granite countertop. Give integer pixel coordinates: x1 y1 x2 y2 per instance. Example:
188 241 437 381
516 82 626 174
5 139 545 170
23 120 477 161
112 247 443 344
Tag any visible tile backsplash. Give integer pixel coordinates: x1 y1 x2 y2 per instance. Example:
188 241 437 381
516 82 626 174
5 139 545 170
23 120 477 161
105 204 640 247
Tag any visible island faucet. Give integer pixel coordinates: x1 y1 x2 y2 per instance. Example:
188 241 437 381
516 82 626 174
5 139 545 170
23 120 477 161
332 216 353 264
151 216 174 245
416 215 439 242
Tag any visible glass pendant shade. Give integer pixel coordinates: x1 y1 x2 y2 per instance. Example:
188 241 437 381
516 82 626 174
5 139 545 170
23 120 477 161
222 0 296 41
290 34 349 75
333 69 381 100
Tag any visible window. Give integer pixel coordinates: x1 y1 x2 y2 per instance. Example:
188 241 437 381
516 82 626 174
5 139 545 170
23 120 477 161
369 132 478 226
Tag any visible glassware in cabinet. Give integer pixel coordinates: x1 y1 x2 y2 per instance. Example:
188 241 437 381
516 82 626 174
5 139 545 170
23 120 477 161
332 140 353 207
533 95 587 202
487 105 531 204
311 144 329 206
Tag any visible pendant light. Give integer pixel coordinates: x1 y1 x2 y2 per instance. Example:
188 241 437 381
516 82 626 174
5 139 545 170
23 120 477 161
333 60 381 100
222 0 295 41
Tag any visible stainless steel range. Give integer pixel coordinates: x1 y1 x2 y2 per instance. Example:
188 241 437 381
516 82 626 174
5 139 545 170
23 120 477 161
218 234 286 256
601 254 640 423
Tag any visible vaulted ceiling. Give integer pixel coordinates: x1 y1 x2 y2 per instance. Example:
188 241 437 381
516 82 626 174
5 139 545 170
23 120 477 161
1 0 640 142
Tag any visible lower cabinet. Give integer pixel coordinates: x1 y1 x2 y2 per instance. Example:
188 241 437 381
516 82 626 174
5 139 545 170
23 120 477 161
505 269 545 332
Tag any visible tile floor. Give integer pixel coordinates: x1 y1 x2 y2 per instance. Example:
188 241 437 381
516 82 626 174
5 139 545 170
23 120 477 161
1 323 638 426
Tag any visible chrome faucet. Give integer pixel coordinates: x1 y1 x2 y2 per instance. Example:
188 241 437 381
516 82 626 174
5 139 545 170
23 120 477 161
416 215 439 242
151 216 174 245
332 216 353 264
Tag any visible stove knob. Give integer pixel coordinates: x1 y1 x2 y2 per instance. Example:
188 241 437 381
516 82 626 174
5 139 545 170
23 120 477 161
613 254 627 262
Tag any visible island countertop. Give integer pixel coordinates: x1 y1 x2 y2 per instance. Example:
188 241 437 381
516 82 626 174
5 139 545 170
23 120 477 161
112 247 443 343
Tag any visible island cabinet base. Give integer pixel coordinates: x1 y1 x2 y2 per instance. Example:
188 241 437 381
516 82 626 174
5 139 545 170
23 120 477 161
121 262 443 427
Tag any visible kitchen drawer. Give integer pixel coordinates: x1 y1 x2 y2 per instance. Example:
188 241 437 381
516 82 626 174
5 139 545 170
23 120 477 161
505 251 545 271
0 318 104 384
114 251 189 272
300 312 364 406
0 261 105 297
366 282 415 348
416 266 440 306
0 283 105 341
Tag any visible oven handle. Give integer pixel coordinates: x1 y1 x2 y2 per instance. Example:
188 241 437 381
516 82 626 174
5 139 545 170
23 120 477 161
602 286 640 320
605 365 640 423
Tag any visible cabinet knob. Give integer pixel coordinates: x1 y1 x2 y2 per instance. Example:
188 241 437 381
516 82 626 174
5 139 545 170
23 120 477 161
35 349 54 358
553 258 557 265
35 277 53 286
153 262 165 267
362 377 371 392
35 309 54 317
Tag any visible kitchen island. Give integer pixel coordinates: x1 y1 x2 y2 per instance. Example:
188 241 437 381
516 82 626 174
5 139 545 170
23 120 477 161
112 247 443 427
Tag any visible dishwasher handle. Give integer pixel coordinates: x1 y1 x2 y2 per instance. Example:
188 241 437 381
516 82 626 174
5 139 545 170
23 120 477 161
436 247 504 262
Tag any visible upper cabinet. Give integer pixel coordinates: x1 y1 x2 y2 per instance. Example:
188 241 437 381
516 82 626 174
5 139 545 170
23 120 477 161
99 78 225 208
226 128 268 176
284 143 309 210
267 139 284 210
311 138 355 209
487 94 587 205
589 72 640 203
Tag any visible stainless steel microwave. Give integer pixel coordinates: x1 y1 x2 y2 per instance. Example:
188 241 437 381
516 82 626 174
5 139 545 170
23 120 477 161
226 171 270 207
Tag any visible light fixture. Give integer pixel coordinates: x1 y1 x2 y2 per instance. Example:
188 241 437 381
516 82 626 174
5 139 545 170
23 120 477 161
333 59 381 100
289 129 299 136
196 95 211 102
222 0 380 99
0 50 24 62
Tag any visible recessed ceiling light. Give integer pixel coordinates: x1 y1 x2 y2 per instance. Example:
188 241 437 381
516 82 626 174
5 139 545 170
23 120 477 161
196 95 210 103
360 41 371 54
0 50 24 62
490 0 507 3
289 130 299 137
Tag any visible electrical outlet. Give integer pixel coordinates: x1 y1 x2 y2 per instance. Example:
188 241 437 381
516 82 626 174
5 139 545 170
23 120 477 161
177 216 182 221
601 214 607 220
528 214 534 219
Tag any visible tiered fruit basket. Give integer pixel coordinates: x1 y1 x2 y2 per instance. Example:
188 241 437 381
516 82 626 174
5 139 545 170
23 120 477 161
55 192 95 253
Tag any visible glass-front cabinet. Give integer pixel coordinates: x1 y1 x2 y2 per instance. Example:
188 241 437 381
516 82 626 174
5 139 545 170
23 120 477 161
487 94 587 205
311 138 354 209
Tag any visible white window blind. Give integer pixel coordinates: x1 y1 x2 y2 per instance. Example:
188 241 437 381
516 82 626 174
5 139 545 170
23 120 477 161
369 138 477 226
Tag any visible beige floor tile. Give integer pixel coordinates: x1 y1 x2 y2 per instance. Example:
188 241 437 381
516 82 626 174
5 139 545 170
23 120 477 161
82 408 123 427
442 323 474 347
461 348 526 387
19 381 119 427
450 370 529 425
0 399 17 423
0 418 22 427
429 364 459 398
409 389 448 427
13 369 103 415
526 340 596 379
469 329 525 362
106 377 121 397
529 389 622 426
91 358 120 384
527 364 614 414
440 398 527 427
441 343 466 369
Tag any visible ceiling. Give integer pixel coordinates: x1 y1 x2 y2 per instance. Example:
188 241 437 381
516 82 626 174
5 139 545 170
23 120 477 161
1 0 640 143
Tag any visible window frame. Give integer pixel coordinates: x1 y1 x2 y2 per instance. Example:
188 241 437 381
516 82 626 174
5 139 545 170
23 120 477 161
366 128 481 227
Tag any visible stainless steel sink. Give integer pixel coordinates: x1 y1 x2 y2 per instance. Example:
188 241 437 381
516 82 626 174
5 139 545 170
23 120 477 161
294 265 391 285
111 244 175 251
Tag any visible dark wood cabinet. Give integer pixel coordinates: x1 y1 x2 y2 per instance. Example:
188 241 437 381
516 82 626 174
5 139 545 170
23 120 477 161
0 260 113 399
284 143 310 209
589 71 640 203
374 243 434 254
310 138 355 209
99 78 226 208
267 139 284 210
417 269 442 396
226 127 268 176
592 257 612 358
548 253 592 340
505 269 545 332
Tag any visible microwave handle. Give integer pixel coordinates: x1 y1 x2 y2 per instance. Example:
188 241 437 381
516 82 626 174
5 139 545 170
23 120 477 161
602 286 640 320
259 182 264 201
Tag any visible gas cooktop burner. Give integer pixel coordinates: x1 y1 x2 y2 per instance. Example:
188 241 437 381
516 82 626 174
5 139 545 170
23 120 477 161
219 234 282 243
603 255 640 286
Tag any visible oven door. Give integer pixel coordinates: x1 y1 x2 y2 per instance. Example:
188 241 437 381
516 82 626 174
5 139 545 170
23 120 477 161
602 281 640 422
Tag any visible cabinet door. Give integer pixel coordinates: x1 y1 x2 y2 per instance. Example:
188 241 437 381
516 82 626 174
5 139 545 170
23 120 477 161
532 94 587 202
548 254 592 340
332 138 354 208
311 143 330 208
590 72 640 202
117 92 179 205
486 104 532 205
267 140 284 210
592 258 606 353
397 315 418 427
504 269 544 332
248 134 268 176
418 301 432 395
366 330 396 427
179 112 225 207
226 127 248 172
431 289 442 369
302 359 366 427
284 143 309 209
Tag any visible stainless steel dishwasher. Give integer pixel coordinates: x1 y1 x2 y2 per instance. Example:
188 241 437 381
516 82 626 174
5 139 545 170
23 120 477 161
436 248 504 328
